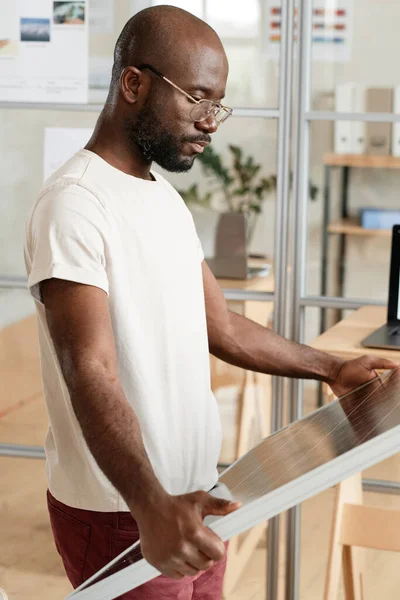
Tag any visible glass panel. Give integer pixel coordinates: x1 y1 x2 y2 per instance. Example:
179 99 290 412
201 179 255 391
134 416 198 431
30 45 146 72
311 0 400 113
0 108 98 276
0 456 72 598
0 287 35 329
206 0 260 38
210 2 280 108
0 288 43 446
150 0 281 108
150 0 203 18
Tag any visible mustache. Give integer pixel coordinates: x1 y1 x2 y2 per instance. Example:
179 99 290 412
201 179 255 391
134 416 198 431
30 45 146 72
183 135 211 145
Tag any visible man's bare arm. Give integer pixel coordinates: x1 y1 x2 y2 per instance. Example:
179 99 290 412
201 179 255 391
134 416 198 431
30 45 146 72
41 278 167 516
202 261 396 394
41 278 239 578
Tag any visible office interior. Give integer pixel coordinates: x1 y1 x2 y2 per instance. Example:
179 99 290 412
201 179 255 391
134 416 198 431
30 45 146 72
1 1 400 599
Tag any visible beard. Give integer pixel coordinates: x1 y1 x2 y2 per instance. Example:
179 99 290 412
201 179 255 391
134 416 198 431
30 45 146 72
124 98 199 173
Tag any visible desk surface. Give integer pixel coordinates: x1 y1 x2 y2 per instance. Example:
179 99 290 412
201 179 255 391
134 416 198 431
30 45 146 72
310 305 400 362
216 259 274 292
323 153 400 169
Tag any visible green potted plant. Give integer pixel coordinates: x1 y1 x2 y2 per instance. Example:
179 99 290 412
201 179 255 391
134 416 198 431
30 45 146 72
178 144 318 248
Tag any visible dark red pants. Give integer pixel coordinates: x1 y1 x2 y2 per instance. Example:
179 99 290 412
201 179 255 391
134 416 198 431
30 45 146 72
47 490 228 599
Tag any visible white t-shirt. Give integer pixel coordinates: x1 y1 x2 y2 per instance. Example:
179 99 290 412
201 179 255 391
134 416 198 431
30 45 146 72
24 149 222 512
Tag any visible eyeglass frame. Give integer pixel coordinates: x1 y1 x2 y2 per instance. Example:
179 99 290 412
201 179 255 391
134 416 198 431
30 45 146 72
134 63 233 126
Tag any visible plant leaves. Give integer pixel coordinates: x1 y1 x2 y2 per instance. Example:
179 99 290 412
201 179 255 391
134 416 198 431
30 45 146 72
197 145 233 186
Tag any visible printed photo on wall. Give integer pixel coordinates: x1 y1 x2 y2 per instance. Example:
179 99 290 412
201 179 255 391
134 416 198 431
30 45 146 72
20 18 50 43
53 1 86 25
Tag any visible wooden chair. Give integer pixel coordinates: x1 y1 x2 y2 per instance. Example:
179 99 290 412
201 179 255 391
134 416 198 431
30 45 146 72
324 471 400 599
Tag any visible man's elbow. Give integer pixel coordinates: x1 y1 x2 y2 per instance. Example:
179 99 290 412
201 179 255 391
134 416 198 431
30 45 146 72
208 312 235 356
61 351 119 393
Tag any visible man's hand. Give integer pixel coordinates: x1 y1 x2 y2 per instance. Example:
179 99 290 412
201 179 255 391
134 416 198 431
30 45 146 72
329 355 398 399
133 491 241 579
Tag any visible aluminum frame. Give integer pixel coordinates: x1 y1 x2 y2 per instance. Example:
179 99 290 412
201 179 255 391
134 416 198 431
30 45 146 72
0 275 28 289
0 101 280 119
267 0 295 597
286 1 313 597
306 111 400 122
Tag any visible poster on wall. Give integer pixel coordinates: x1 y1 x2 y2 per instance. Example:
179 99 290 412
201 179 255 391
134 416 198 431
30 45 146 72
264 0 353 63
0 0 88 103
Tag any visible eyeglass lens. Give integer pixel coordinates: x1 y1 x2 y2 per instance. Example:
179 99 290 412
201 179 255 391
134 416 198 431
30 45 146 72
190 101 230 124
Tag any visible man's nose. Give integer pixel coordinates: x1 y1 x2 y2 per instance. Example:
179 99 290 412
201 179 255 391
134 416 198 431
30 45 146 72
195 115 218 134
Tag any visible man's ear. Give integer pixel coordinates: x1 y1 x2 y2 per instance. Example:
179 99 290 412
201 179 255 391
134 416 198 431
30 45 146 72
120 66 147 104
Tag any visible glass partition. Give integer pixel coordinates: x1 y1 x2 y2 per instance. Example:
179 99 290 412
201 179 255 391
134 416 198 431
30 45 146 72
311 1 400 114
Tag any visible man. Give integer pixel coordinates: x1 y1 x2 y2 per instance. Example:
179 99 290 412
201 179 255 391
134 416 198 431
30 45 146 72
24 6 396 600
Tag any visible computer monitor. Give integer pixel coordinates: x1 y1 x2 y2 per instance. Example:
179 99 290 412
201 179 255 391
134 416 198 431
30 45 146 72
387 225 400 322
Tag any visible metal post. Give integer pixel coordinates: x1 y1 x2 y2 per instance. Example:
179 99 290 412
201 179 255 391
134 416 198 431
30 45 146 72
0 444 45 459
0 275 28 289
267 0 295 598
319 165 331 335
336 166 350 322
286 0 313 599
318 165 332 406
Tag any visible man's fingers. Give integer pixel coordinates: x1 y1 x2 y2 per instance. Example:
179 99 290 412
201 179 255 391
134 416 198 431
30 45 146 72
362 356 398 371
182 562 202 576
184 548 215 572
164 568 186 579
194 528 227 561
202 496 241 517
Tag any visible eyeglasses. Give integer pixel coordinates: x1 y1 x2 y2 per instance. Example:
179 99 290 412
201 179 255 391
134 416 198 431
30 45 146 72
136 63 233 126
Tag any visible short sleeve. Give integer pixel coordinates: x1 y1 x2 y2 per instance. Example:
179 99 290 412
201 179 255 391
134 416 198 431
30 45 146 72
25 185 110 304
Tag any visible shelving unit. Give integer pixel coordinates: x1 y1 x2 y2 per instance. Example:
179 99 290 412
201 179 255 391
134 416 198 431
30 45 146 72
320 153 400 334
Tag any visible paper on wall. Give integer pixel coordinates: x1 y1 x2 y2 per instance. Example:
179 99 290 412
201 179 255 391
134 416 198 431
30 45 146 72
0 0 89 103
264 0 353 63
44 127 93 181
90 0 114 34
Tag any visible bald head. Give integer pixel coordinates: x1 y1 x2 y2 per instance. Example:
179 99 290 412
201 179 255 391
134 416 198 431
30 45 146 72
99 6 229 175
111 6 227 87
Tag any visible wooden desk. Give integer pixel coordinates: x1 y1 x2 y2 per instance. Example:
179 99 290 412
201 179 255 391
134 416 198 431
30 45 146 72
310 304 400 363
